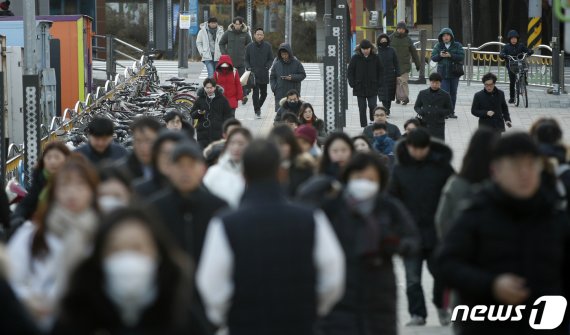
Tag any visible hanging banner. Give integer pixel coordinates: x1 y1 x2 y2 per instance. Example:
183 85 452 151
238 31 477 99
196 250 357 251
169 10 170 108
189 0 199 35
180 13 191 29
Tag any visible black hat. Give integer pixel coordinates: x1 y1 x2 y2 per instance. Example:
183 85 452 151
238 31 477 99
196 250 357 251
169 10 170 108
360 39 372 49
171 141 205 162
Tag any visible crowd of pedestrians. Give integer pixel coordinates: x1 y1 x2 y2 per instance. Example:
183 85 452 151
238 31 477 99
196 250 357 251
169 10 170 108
0 17 568 335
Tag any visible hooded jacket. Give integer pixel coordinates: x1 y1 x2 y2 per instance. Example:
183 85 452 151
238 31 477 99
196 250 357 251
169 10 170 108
270 44 307 100
347 44 382 97
390 29 421 74
414 87 452 140
213 55 243 109
219 23 253 68
388 139 454 249
499 30 533 69
245 39 274 85
196 22 224 62
471 86 511 132
376 34 400 102
190 86 233 148
431 28 465 79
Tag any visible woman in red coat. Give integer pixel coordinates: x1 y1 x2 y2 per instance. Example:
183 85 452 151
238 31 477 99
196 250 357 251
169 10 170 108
214 54 243 118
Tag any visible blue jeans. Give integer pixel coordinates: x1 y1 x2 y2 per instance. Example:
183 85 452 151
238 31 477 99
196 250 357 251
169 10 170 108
441 77 459 114
404 249 444 318
203 60 217 78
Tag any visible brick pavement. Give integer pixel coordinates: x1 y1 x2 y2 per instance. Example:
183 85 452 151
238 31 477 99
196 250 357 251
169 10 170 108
172 62 570 335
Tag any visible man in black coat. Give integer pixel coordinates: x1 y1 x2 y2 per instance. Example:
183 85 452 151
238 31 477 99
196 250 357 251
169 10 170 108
75 117 128 166
414 72 452 141
362 106 402 142
275 89 304 124
438 133 569 335
115 117 161 183
499 30 533 103
245 27 273 118
471 72 512 132
348 39 382 127
388 128 454 326
148 140 227 335
376 34 400 115
270 43 306 113
190 78 233 149
197 139 345 335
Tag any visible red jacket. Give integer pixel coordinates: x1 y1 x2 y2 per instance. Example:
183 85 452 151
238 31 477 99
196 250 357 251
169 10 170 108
214 55 243 109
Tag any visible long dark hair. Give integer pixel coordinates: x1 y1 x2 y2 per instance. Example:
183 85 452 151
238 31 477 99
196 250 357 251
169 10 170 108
319 132 355 175
269 125 302 160
37 141 71 172
223 127 253 153
57 207 192 331
298 102 319 124
341 152 390 192
459 127 500 183
31 154 100 259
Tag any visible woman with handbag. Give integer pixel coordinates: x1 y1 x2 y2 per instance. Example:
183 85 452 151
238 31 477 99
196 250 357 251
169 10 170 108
431 27 464 119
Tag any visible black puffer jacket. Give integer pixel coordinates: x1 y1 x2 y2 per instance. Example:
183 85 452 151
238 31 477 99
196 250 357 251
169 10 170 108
376 34 400 102
190 86 233 149
499 30 533 70
347 44 382 97
388 139 454 249
414 88 452 140
437 182 569 335
245 40 273 84
318 193 419 335
75 142 128 166
471 87 511 132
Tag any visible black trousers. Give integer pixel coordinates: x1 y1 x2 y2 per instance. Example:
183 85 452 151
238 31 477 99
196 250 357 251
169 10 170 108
252 83 268 112
357 95 377 127
508 70 516 100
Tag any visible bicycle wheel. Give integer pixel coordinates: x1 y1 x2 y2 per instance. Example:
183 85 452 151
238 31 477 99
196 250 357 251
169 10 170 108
521 76 528 108
171 94 195 110
515 79 521 107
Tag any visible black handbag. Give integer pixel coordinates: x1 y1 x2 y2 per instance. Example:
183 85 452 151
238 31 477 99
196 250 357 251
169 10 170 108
451 62 465 77
246 71 256 89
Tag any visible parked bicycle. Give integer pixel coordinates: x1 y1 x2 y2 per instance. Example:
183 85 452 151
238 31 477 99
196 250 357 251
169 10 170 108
506 53 529 108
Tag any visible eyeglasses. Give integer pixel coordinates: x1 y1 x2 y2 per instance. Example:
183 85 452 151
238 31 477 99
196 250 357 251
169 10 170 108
374 114 386 117
484 82 495 87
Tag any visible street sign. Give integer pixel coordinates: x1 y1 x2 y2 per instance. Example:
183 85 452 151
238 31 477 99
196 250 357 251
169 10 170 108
180 14 191 29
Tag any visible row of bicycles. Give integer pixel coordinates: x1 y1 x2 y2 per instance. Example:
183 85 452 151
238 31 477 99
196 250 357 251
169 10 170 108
62 51 199 150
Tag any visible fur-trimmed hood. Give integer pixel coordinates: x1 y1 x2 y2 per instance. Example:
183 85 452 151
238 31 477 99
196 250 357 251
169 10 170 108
228 22 249 33
354 43 378 56
196 85 225 98
394 137 453 165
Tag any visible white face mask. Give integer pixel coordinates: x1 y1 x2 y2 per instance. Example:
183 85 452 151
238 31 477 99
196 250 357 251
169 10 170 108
220 63 229 68
104 251 157 326
346 179 379 201
98 196 127 214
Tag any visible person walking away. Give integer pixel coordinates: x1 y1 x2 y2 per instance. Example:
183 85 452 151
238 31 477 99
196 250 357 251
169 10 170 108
190 78 233 149
391 21 421 105
270 43 306 113
245 27 273 118
471 72 512 132
414 73 452 141
499 30 533 103
348 39 382 127
388 128 455 327
219 16 252 103
431 27 464 119
437 133 569 335
213 55 243 118
197 139 345 335
376 34 400 115
196 17 224 78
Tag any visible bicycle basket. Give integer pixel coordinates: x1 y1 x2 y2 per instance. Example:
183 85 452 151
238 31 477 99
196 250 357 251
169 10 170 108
508 59 527 74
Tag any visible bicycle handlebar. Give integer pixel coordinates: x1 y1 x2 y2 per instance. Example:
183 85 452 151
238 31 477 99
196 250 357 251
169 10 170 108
505 53 529 61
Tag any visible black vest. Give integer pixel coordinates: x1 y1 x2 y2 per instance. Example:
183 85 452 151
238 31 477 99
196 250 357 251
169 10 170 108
222 182 317 335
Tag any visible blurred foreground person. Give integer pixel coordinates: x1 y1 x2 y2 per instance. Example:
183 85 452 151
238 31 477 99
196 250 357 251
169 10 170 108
318 153 419 335
438 132 569 335
198 139 345 335
53 208 194 335
97 167 133 214
7 156 100 330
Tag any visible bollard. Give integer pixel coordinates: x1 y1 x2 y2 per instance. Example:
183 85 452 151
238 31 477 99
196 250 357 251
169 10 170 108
415 29 427 84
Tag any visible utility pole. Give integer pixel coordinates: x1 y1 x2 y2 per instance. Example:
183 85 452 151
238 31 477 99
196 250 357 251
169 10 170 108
461 0 472 45
551 2 561 95
231 0 234 20
178 0 189 72
23 0 35 75
325 0 332 37
285 0 292 45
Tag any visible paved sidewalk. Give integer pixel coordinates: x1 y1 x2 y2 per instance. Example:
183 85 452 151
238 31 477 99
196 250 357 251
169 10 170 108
163 61 570 335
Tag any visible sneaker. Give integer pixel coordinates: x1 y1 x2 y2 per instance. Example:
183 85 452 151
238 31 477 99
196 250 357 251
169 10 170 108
255 111 261 119
402 98 410 105
438 308 451 326
242 96 249 105
447 113 458 119
395 100 401 104
406 315 426 326
508 98 515 103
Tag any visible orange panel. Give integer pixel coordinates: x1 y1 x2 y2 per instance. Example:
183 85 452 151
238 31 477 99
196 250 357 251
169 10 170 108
49 20 79 112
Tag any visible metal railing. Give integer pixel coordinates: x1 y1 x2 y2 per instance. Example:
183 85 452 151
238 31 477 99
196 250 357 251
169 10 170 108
4 56 150 184
93 35 145 80
411 38 564 90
